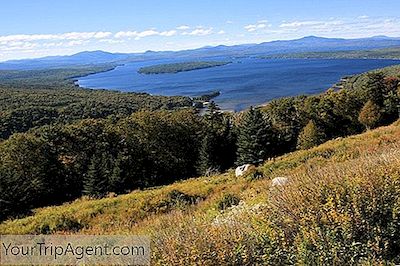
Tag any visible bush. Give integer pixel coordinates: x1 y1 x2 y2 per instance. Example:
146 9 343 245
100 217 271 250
216 193 240 210
153 190 204 213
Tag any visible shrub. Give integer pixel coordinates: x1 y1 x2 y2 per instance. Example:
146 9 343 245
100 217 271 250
216 193 240 210
153 190 204 213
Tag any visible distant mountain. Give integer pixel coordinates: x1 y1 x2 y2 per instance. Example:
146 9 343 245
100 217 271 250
2 36 400 70
0 51 131 70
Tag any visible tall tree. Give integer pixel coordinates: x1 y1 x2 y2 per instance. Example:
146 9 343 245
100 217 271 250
297 120 326 150
358 100 382 130
236 107 273 165
83 153 111 197
198 104 236 175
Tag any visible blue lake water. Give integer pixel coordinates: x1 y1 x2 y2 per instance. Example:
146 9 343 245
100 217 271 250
78 58 400 111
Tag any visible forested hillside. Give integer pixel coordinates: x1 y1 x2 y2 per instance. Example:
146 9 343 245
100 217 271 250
1 64 399 221
1 119 399 265
0 66 193 140
261 46 400 59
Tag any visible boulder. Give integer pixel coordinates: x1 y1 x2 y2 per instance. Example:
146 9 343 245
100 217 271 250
235 164 252 177
271 177 289 187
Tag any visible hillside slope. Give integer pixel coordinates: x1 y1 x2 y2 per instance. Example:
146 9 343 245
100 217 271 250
1 120 400 265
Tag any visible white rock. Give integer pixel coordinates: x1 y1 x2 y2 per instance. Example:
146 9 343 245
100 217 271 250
235 164 252 177
271 177 289 187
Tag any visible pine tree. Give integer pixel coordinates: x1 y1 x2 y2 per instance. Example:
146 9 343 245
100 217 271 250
236 107 273 165
358 100 382 130
109 153 126 193
198 128 220 175
198 104 236 175
83 153 111 197
296 120 326 150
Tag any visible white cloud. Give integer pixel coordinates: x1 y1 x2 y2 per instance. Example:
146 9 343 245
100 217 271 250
0 31 112 43
114 29 177 39
244 20 269 32
66 40 89 47
176 25 190 30
279 20 343 29
276 17 400 38
182 27 213 36
218 30 226 35
160 30 177 37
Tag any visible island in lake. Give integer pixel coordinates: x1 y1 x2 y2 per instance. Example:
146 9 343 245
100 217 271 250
138 61 231 74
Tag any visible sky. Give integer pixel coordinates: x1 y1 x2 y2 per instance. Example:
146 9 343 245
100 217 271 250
1 0 400 61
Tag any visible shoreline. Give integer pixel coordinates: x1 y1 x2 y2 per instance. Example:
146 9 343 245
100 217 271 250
73 60 400 114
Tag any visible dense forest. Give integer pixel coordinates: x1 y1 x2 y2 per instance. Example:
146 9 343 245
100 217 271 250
138 61 231 74
260 46 400 59
1 64 399 221
0 67 193 140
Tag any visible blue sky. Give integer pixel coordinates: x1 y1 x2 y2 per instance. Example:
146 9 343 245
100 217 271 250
1 0 400 61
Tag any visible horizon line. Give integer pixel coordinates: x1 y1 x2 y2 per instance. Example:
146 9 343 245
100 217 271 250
1 34 400 63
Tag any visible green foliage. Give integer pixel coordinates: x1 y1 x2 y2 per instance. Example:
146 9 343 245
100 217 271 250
297 120 326 150
0 134 63 220
83 153 112 197
2 123 400 265
198 105 236 175
0 109 207 220
359 100 382 130
0 66 193 140
236 107 274 165
362 73 386 105
138 61 230 74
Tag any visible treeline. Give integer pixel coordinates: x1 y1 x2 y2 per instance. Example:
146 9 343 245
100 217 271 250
261 72 400 154
1 68 399 221
0 65 116 88
0 109 236 220
260 46 400 60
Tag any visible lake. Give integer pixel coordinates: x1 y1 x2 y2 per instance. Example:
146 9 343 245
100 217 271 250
77 58 400 111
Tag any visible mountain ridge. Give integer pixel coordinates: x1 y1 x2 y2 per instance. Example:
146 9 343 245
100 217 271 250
2 35 400 70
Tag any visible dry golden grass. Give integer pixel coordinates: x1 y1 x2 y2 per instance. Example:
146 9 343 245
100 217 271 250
1 121 400 265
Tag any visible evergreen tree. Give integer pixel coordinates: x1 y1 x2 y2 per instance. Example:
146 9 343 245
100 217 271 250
236 107 273 165
296 120 326 150
198 104 236 175
83 153 111 197
382 77 400 122
109 153 125 193
362 73 385 105
198 128 220 175
358 100 382 130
